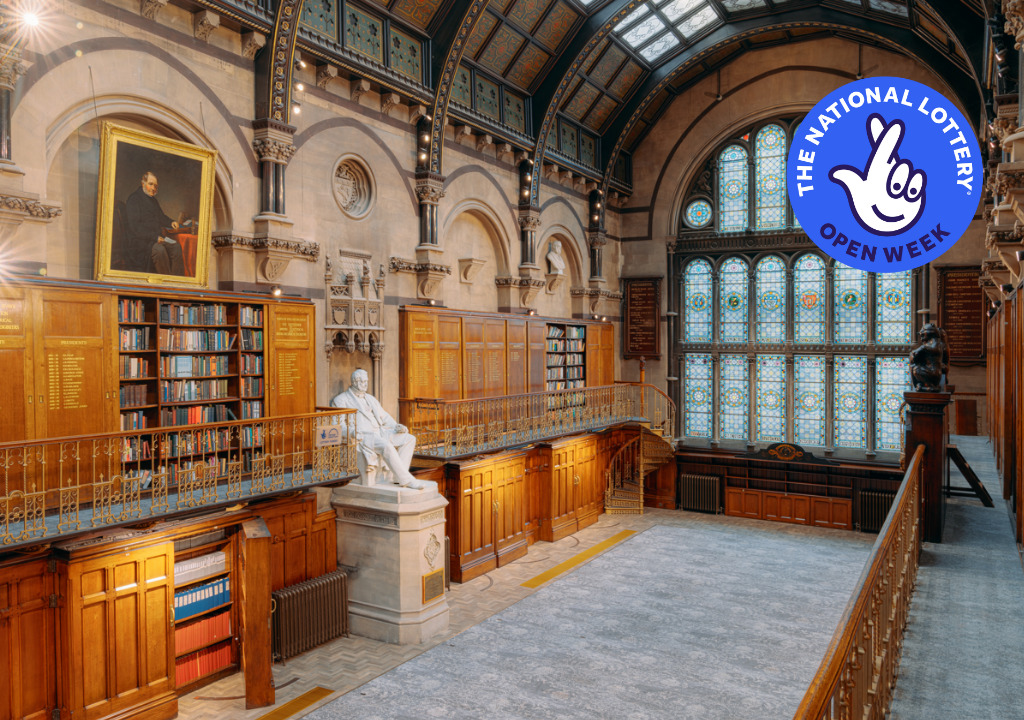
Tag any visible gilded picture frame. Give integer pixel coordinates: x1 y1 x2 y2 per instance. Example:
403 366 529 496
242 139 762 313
94 123 217 287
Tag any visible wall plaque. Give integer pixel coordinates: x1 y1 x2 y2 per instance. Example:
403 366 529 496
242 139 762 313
936 266 985 364
623 278 661 359
422 568 445 604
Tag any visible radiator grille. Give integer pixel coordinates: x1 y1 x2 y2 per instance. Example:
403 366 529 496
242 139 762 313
859 491 896 533
271 569 349 661
679 474 721 514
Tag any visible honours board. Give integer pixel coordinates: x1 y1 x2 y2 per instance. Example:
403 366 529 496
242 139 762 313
937 266 985 362
623 278 660 359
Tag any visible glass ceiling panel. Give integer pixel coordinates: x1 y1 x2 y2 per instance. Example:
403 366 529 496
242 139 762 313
660 0 703 22
639 31 681 61
867 0 909 15
622 14 667 46
677 4 717 38
617 5 651 30
719 0 766 10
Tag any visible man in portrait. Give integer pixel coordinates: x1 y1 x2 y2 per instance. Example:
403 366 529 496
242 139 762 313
121 171 187 275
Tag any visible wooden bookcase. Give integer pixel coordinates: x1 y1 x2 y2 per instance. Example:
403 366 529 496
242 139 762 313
544 323 586 391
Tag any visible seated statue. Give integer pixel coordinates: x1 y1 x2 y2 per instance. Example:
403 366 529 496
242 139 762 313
910 323 947 392
331 369 426 490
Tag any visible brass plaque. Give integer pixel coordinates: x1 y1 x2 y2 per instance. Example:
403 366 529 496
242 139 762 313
422 568 445 604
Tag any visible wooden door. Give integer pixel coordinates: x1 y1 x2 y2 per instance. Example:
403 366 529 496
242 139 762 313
574 436 601 530
523 448 547 545
265 304 314 418
600 324 614 385
526 322 547 394
452 459 497 581
544 441 578 541
0 287 35 445
586 325 601 388
64 542 176 720
259 497 313 591
493 453 527 566
0 559 56 720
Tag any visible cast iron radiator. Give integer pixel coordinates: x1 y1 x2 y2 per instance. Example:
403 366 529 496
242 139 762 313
679 474 721 514
859 490 897 533
271 569 349 661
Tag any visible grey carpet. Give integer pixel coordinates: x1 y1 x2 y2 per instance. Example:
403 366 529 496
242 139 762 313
890 436 1024 720
306 519 873 720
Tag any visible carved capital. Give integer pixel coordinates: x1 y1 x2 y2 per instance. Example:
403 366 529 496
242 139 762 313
546 272 565 294
212 232 319 285
0 43 25 92
193 10 220 42
252 137 296 164
241 31 266 60
588 230 607 247
518 213 542 231
139 0 169 20
476 134 494 152
0 194 62 220
1007 0 1024 49
415 175 446 205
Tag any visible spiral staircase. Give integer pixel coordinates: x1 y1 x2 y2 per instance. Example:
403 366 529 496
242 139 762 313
604 427 676 515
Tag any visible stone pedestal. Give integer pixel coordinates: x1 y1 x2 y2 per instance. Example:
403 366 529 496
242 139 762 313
333 481 449 644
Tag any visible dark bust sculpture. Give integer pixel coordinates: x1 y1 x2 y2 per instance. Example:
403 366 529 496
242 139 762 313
910 323 948 392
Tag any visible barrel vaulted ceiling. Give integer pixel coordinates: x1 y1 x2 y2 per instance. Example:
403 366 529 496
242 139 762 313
202 0 992 191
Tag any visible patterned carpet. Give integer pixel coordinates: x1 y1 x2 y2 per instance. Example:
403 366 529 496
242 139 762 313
304 520 872 720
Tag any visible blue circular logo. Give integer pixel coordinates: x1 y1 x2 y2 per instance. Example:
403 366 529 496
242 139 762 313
787 77 981 272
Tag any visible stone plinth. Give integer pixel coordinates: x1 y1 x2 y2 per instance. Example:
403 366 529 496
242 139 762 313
332 481 449 644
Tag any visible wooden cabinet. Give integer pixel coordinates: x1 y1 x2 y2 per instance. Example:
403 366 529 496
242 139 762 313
442 450 528 582
725 487 852 530
0 558 57 720
258 494 338 592
545 323 586 391
539 433 604 542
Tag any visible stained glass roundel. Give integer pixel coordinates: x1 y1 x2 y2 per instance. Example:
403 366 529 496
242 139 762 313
685 199 713 228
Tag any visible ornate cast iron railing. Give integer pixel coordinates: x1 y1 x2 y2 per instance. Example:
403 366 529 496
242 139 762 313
400 383 675 459
0 410 358 548
793 443 925 720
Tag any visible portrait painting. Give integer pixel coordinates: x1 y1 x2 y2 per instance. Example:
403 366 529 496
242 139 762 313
94 123 217 287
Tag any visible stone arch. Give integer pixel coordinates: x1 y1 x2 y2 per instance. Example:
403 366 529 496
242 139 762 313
440 198 514 278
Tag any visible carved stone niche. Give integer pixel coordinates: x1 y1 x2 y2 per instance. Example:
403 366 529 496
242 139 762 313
325 250 386 358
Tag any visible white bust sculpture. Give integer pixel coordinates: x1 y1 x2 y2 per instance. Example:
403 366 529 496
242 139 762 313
331 369 425 490
546 239 566 275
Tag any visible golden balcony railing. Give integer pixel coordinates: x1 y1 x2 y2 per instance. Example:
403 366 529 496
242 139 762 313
400 383 675 459
0 409 358 548
793 443 924 720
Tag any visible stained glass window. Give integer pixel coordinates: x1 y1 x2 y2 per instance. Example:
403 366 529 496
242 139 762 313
719 257 748 343
720 355 749 440
794 355 826 446
793 254 825 344
876 356 910 450
684 259 712 343
876 271 912 345
684 354 713 438
755 354 787 442
834 263 868 344
755 124 787 230
718 144 748 231
834 356 868 448
685 199 712 228
755 255 786 343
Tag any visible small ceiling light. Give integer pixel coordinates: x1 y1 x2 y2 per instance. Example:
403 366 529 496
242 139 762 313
601 316 608 322
271 286 282 296
522 188 530 197
428 299 437 306
525 173 532 182
528 308 536 315
420 133 430 144
595 202 601 209
22 12 40 27
528 158 534 165
592 214 600 222
419 151 428 162
295 82 305 92
292 103 301 115
424 114 432 121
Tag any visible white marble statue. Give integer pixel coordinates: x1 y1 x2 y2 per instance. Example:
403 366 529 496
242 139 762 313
331 369 426 489
546 239 566 275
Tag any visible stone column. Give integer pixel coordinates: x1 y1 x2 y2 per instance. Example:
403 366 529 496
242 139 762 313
252 121 296 218
0 40 22 167
903 390 951 543
519 209 540 267
588 229 606 281
415 173 445 247
333 482 450 644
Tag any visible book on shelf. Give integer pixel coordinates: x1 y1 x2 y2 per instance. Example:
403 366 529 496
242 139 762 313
241 355 263 374
119 327 151 351
173 577 230 622
239 306 263 326
120 411 148 431
120 356 150 378
118 298 147 323
158 328 235 352
159 303 228 326
174 551 227 586
160 404 232 426
174 640 232 686
547 325 566 338
174 610 231 656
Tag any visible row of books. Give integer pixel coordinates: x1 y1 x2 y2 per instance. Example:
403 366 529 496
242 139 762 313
174 551 227 586
164 456 232 484
159 329 236 352
546 379 585 390
121 437 152 462
120 356 150 379
119 327 151 351
241 354 263 374
546 325 585 339
175 610 231 657
118 298 147 323
239 328 263 351
161 428 231 457
547 339 585 353
120 411 148 432
546 353 585 367
174 577 230 621
241 377 263 397
160 303 228 326
174 640 232 686
546 366 584 381
161 355 231 378
241 425 264 448
160 378 231 402
120 383 149 408
241 400 263 420
160 404 233 426
239 306 263 327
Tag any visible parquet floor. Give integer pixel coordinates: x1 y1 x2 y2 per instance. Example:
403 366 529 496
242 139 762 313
177 512 667 720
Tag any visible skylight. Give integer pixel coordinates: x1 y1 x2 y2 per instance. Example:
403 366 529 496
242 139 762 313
613 0 722 63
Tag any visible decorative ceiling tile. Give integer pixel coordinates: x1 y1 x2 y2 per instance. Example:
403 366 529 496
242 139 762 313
452 64 473 107
475 75 502 120
389 27 423 82
504 91 527 132
622 14 665 47
345 5 384 63
580 133 597 168
533 2 579 51
584 95 617 131
391 0 444 29
559 121 578 159
464 12 499 59
585 39 609 73
300 0 339 41
506 44 550 89
590 45 626 87
508 0 554 33
477 25 527 75
497 0 516 12
564 82 600 120
560 75 583 108
609 60 644 98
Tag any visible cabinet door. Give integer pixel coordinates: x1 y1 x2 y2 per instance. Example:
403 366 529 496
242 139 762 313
260 497 313 591
574 437 601 530
453 461 497 581
544 442 578 541
65 542 176 720
0 287 35 444
600 324 615 385
0 559 56 720
266 304 314 417
493 454 527 566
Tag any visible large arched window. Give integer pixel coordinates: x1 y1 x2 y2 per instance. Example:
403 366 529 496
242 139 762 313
675 120 914 458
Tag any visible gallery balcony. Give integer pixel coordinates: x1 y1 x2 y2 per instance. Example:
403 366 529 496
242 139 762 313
0 409 359 548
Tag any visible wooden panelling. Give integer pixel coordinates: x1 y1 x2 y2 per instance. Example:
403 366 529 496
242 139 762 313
0 287 34 445
527 321 547 394
540 434 606 541
600 324 614 385
401 310 439 400
438 315 462 400
644 461 677 510
725 488 852 530
506 319 528 397
240 519 274 708
256 495 336 592
463 316 486 399
0 559 56 720
726 487 761 518
483 318 506 397
265 304 315 417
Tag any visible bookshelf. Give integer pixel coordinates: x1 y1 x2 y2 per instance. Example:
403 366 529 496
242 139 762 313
545 323 586 391
172 528 237 690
